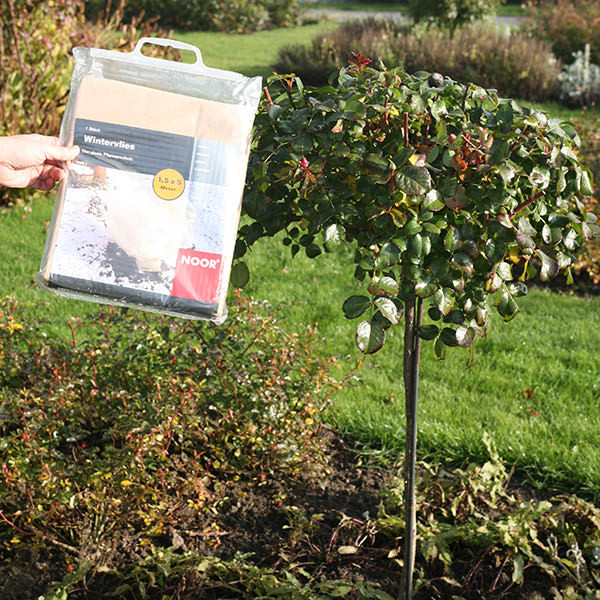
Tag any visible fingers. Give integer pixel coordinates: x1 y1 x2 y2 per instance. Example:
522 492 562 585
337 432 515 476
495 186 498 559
0 134 80 190
30 164 68 191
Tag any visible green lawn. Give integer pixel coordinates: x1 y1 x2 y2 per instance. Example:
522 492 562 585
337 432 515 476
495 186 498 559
175 22 337 79
241 228 600 498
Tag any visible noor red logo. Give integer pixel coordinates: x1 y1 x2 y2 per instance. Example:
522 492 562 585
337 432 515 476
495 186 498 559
171 249 223 303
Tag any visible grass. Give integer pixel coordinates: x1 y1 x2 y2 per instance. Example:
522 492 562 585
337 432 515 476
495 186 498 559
0 199 98 339
240 229 600 499
175 22 337 79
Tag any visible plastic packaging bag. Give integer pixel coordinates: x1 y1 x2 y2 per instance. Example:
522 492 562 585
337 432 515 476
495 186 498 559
36 38 262 323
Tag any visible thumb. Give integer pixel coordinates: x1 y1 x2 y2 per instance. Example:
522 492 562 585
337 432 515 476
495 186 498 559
43 143 80 163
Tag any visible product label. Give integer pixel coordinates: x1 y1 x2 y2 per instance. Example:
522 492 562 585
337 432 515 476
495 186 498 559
73 118 242 188
74 118 194 178
171 249 223 303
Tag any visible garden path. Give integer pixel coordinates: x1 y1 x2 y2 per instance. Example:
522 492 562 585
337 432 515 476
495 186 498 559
308 7 525 29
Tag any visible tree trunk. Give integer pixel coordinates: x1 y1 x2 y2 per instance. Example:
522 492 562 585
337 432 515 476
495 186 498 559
401 296 423 600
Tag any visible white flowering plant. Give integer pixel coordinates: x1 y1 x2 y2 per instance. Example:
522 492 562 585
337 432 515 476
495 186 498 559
559 44 600 108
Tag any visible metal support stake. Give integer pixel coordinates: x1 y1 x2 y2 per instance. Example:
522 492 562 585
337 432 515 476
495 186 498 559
401 296 423 600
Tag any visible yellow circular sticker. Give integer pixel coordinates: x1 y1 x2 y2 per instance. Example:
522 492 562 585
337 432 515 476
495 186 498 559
152 168 185 200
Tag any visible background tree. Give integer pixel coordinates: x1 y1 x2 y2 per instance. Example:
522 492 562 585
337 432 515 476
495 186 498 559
241 59 596 597
408 0 506 34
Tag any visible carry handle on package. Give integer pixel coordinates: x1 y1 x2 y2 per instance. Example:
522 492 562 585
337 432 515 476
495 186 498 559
132 37 204 64
36 39 262 323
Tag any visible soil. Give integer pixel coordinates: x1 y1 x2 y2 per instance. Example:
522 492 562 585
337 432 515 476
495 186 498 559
212 425 400 593
0 426 593 599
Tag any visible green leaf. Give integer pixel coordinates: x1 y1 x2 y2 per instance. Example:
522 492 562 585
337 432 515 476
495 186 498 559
433 288 454 316
295 134 313 152
375 297 400 325
403 218 422 236
267 104 284 120
507 281 528 296
379 242 400 267
484 238 506 263
542 224 562 246
556 168 567 194
318 581 354 597
365 153 388 170
476 305 489 327
485 271 502 293
451 252 473 276
579 170 593 195
415 274 436 298
429 256 450 278
444 226 461 252
489 139 508 165
234 238 247 259
305 244 322 258
563 228 580 251
323 224 345 252
456 325 475 347
434 336 446 359
498 162 516 185
419 324 439 340
512 555 524 584
518 217 536 237
430 99 447 120
440 327 458 346
536 250 559 281
392 146 414 167
496 207 513 229
344 99 366 119
560 145 578 161
369 276 400 296
409 92 426 113
516 231 535 250
230 262 250 288
496 286 519 321
529 166 550 190
444 310 464 325
409 233 423 258
356 320 386 354
423 189 444 211
360 587 395 600
496 261 513 281
394 166 432 196
343 295 371 319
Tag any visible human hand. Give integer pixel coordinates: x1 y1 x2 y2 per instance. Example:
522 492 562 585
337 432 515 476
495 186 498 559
0 134 80 191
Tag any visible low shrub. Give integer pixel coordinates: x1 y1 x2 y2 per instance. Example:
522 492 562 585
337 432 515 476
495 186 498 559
394 26 560 102
0 294 338 594
0 0 86 140
275 20 561 101
84 0 309 32
524 0 600 66
0 0 169 207
567 111 600 284
275 19 403 86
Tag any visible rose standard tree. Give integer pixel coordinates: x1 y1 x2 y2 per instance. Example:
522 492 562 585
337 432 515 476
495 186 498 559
238 56 597 598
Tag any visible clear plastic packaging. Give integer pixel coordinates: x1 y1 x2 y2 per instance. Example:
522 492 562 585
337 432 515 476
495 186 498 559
36 38 262 323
